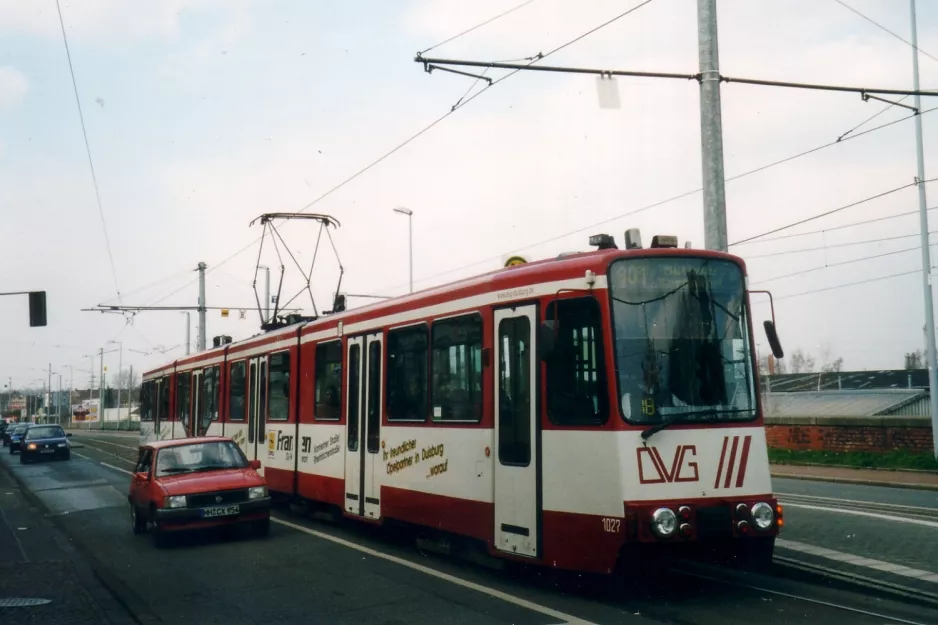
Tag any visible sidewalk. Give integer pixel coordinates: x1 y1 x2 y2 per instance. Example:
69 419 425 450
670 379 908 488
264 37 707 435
771 463 938 491
0 462 134 624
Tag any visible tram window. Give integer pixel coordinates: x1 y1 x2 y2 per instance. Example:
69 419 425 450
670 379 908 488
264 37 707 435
387 325 428 422
347 344 361 451
366 340 382 453
431 314 483 422
259 360 268 422
314 341 342 421
140 382 153 421
158 377 170 422
498 316 531 466
176 374 191 430
268 352 290 421
545 297 609 426
229 361 246 421
201 366 219 428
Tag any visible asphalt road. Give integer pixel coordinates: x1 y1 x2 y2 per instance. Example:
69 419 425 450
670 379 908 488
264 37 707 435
2 430 934 625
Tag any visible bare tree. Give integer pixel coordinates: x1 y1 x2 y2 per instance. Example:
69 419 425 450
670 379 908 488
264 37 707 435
789 349 816 374
818 342 844 372
821 357 844 373
905 350 925 369
111 369 140 392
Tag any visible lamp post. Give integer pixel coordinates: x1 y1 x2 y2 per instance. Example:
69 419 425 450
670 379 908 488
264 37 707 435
107 340 123 427
393 207 413 293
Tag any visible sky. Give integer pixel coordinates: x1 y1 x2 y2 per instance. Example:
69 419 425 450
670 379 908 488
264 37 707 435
2 0 938 394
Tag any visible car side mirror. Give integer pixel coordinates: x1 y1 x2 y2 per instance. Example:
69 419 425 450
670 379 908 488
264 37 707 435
764 320 784 359
248 460 261 470
133 471 148 481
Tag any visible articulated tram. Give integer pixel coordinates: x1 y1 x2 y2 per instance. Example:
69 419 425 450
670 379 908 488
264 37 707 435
141 231 783 574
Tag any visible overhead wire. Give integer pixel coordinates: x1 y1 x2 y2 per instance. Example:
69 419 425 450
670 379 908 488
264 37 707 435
733 206 938 245
773 269 921 301
419 0 542 55
744 230 937 259
832 0 938 64
54 0 122 304
191 0 657 283
752 243 934 284
730 178 938 246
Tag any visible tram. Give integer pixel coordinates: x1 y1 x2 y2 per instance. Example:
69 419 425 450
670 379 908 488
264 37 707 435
140 230 784 574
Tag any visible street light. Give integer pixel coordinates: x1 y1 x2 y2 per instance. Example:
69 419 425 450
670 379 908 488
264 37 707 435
393 207 413 294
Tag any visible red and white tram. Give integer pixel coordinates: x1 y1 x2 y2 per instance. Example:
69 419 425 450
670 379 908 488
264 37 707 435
140 232 783 574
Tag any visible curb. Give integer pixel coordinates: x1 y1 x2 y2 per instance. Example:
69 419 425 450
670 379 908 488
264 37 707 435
0 457 160 624
771 471 938 492
771 462 938 476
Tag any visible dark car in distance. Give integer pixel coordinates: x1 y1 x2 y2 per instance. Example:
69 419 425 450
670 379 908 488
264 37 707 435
19 425 71 463
0 421 9 445
8 424 31 453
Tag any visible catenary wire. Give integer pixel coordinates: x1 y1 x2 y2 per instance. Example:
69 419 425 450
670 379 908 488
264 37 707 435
55 0 122 304
733 207 938 245
419 0 542 55
833 0 938 64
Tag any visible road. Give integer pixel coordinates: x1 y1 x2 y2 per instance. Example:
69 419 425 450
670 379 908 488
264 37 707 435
1 430 935 625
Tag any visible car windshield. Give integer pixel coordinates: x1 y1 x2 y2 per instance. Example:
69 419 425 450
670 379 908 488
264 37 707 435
26 426 65 439
13 426 29 434
609 257 756 424
155 441 248 477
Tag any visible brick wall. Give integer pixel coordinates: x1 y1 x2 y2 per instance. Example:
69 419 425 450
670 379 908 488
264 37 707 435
765 416 934 454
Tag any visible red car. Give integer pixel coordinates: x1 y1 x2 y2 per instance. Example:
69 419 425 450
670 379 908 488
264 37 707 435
128 436 271 546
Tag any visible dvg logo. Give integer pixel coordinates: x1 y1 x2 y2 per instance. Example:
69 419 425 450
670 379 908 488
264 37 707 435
637 445 699 484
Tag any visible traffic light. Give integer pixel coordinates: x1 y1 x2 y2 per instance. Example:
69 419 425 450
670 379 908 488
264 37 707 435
28 291 47 327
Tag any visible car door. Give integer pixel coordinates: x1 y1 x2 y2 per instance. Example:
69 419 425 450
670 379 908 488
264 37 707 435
131 448 154 506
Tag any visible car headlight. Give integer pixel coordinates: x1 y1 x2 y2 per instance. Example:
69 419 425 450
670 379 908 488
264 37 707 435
751 502 775 530
164 495 187 509
651 508 678 538
248 486 268 500
26 443 37 450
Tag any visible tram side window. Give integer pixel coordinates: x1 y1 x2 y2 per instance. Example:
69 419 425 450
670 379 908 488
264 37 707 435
387 325 428 422
176 374 191 430
268 352 290 421
229 361 246 421
158 377 170 422
201 366 219 428
140 382 153 421
431 314 482 422
545 297 609 425
314 342 342 421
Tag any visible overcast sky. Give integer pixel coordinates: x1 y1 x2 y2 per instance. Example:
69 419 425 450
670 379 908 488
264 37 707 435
2 0 938 392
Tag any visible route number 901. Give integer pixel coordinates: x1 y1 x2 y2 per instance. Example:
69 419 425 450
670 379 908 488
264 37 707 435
601 518 621 533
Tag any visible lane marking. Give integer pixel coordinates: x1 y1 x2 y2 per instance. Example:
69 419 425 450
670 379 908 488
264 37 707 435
778 539 938 583
780 502 938 529
778 492 938 514
679 568 932 625
84 458 592 624
74 436 138 451
76 441 137 464
271 517 594 625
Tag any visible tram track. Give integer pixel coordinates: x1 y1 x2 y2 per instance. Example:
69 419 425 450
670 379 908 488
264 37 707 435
68 434 938 623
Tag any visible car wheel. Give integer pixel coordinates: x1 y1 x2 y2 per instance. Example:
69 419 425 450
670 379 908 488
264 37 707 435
19 453 28 464
131 505 147 535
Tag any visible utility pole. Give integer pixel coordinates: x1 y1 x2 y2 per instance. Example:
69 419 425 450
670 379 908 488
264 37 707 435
99 348 104 413
47 363 52 422
911 0 938 460
127 365 133 429
184 312 191 355
697 0 728 251
197 261 207 352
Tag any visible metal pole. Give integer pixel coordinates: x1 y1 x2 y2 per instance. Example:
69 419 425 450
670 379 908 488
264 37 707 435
99 347 104 417
47 363 51 422
127 365 133 429
264 266 271 323
697 0 728 251
408 213 413 294
117 343 123 427
185 312 191 356
197 261 207 352
911 0 938 460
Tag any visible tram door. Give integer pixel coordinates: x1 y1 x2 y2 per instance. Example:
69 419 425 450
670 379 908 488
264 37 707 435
246 356 268 474
493 305 540 558
344 333 383 519
190 370 202 437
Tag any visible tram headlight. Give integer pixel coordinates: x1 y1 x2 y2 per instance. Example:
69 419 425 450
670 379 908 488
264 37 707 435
651 508 677 538
751 502 774 530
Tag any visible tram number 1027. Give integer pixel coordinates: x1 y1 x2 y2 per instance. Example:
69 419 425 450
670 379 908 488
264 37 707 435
601 517 622 533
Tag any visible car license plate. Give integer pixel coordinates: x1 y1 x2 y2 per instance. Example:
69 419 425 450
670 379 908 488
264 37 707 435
201 504 239 518
41 449 55 454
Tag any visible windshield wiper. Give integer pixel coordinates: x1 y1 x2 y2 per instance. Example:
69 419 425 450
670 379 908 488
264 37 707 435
159 467 193 474
641 418 681 440
192 465 233 472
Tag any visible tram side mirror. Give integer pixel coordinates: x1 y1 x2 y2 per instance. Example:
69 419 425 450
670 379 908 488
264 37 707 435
538 321 557 360
764 321 784 359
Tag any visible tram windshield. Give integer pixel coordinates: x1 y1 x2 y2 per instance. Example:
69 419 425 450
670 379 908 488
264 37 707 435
609 257 756 424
